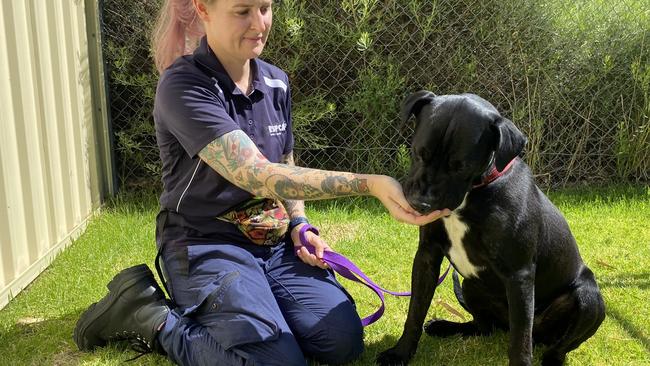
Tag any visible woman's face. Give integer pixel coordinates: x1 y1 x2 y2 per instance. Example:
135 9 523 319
198 0 273 63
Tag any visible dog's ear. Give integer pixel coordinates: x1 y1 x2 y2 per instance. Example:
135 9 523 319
400 90 436 127
492 117 527 171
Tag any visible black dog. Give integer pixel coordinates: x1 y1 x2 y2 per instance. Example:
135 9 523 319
377 91 605 366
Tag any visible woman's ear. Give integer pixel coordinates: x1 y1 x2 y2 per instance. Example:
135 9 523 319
193 0 210 22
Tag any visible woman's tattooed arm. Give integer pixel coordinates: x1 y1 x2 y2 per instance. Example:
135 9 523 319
198 130 370 201
280 151 306 218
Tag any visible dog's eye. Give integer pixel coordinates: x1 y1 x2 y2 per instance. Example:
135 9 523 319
413 148 432 162
448 160 466 171
421 149 433 161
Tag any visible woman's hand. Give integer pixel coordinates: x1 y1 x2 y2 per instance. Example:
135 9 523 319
291 224 330 269
369 175 450 225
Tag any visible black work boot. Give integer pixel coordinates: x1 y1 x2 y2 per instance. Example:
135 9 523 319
74 264 170 354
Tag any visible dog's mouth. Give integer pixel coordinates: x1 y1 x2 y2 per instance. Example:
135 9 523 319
407 198 453 216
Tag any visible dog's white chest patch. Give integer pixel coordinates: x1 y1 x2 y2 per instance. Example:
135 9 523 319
442 207 482 278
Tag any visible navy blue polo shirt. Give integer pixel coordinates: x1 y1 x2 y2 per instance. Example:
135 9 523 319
153 36 293 244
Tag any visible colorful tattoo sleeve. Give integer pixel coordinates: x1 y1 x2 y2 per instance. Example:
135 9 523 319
198 130 370 201
280 152 306 218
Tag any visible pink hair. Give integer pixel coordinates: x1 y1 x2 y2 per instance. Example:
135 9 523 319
152 0 211 74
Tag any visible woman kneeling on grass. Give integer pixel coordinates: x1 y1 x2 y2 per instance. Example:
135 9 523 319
73 0 448 364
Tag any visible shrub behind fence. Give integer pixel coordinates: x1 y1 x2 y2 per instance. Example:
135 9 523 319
102 0 649 189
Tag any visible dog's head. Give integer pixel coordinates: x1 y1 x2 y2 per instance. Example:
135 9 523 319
401 91 527 214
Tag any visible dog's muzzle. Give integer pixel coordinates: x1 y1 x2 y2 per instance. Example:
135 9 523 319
407 198 433 214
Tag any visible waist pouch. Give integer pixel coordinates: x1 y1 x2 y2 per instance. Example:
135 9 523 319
217 198 289 246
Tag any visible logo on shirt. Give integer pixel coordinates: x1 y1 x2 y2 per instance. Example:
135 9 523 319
268 122 287 136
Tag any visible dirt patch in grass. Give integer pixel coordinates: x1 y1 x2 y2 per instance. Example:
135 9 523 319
50 348 83 366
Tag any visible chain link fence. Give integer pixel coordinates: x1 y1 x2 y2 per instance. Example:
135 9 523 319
101 0 649 190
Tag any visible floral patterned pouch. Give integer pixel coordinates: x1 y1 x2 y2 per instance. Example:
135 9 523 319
217 198 289 245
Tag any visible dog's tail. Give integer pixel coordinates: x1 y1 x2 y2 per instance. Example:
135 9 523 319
452 270 470 312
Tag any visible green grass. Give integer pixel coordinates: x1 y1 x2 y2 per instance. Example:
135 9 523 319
0 185 648 365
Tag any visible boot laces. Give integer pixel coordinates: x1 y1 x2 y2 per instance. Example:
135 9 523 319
111 330 153 362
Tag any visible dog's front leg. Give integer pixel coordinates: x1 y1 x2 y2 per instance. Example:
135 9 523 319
505 268 535 366
377 231 444 365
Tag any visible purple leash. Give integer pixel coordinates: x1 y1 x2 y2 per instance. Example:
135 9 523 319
299 224 451 326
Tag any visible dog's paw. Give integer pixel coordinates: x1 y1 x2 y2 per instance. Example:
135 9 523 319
541 350 566 366
376 347 410 366
424 318 470 337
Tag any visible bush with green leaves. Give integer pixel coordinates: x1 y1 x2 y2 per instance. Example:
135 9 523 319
103 0 649 188
102 0 162 188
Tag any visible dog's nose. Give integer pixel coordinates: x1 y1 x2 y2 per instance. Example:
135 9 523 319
412 201 432 213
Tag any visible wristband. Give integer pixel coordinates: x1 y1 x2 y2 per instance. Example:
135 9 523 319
298 224 319 247
289 216 310 232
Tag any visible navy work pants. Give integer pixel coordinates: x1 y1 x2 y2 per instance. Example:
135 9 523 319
156 240 364 366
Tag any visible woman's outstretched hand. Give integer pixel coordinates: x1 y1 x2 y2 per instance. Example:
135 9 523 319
369 175 450 225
